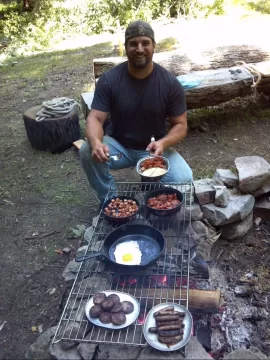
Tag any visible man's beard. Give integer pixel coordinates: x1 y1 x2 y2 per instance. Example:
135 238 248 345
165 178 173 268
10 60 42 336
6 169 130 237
130 56 149 69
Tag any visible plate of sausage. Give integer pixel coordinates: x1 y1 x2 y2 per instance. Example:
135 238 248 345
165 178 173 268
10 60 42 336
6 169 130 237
85 290 140 329
143 303 193 351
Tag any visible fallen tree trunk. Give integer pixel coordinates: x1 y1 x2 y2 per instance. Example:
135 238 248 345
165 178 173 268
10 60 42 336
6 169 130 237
93 44 270 79
184 62 270 109
82 61 270 112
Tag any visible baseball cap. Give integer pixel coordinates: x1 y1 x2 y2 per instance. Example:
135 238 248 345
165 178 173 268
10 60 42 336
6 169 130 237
125 20 155 44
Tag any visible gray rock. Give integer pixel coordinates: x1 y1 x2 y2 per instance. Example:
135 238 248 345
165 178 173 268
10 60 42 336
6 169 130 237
77 337 97 360
214 186 229 207
220 211 253 240
194 178 216 205
251 179 270 197
73 273 112 297
25 326 57 360
213 169 239 188
138 336 212 359
84 227 94 243
201 193 255 226
56 321 90 350
62 259 91 283
97 344 141 359
49 343 82 360
235 156 270 193
224 348 265 359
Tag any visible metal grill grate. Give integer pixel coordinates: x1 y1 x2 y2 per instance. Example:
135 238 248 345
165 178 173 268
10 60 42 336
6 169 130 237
53 181 202 351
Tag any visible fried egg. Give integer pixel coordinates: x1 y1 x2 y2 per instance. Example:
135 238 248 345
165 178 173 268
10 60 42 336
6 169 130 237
114 241 142 265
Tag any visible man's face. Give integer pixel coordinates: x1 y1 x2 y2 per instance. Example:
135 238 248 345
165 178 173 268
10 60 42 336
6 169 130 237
125 36 155 69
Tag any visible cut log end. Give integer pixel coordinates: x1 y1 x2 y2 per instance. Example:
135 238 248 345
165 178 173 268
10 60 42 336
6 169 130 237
23 105 81 153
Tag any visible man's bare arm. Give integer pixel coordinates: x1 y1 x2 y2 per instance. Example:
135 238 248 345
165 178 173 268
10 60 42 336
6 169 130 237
85 109 110 162
146 112 187 155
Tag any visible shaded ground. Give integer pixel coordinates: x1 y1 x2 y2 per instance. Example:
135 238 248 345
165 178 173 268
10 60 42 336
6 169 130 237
1 23 270 359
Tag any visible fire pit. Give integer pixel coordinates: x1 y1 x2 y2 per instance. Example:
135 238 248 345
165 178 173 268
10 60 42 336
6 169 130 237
52 181 211 354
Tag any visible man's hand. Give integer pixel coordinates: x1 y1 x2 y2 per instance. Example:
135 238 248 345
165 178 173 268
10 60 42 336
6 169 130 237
91 140 110 163
146 140 164 156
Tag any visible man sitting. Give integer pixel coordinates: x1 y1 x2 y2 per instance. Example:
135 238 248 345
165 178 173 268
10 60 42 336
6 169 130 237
80 20 193 205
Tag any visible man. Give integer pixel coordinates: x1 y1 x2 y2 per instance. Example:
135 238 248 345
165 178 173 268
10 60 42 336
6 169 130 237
80 20 193 205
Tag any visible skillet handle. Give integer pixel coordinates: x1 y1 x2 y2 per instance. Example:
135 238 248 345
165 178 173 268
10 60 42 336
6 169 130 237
75 252 101 262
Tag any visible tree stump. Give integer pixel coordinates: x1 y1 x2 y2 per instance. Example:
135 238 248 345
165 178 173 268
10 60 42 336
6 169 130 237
23 105 81 153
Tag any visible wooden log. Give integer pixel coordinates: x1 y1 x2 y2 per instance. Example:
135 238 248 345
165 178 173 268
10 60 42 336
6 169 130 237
81 61 270 113
23 105 81 153
123 288 221 312
93 44 270 79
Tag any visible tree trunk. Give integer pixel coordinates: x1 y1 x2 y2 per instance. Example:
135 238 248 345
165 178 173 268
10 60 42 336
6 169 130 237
93 44 270 79
23 105 81 153
82 61 270 112
184 63 270 110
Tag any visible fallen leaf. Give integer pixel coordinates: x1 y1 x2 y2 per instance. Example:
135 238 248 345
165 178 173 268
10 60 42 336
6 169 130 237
31 326 38 332
46 288 56 295
54 249 63 255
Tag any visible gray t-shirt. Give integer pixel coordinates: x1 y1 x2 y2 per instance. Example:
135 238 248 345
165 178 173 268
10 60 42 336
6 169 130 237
91 61 186 149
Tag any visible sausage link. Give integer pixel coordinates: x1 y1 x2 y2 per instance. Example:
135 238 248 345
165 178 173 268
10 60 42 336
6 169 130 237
156 320 184 327
158 334 183 345
153 306 174 316
148 327 157 333
158 329 184 337
155 315 180 322
158 324 184 331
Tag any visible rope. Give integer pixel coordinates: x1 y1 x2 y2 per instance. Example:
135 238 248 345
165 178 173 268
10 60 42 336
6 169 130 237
35 97 80 122
235 60 262 92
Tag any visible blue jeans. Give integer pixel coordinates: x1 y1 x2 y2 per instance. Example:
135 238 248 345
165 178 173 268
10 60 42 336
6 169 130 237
80 136 193 203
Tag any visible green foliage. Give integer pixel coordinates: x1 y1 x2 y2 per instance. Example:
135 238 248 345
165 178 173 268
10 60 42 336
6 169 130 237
0 0 228 57
248 0 270 14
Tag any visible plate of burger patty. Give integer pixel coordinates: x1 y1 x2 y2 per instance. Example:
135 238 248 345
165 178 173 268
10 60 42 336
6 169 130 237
143 303 193 351
85 290 140 329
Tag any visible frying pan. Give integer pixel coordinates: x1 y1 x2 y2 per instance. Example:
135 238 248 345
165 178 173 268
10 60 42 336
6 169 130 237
75 224 165 270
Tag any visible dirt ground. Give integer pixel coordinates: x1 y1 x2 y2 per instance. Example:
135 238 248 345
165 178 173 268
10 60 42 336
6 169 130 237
1 25 270 359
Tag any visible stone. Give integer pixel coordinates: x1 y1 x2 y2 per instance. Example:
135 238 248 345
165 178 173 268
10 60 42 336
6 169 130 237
201 193 255 226
180 202 204 221
214 185 229 207
62 259 90 283
213 169 239 188
77 339 97 360
220 211 253 240
97 344 141 359
56 321 90 350
49 343 82 360
73 273 112 297
25 326 57 360
224 348 266 359
138 336 213 359
193 178 216 205
254 195 270 221
251 178 270 197
84 227 94 243
235 156 270 193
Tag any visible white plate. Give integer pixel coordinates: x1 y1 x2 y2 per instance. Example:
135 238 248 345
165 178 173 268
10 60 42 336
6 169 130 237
143 303 193 351
85 290 140 329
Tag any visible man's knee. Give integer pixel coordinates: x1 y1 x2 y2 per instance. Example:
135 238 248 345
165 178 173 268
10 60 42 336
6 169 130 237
79 140 92 162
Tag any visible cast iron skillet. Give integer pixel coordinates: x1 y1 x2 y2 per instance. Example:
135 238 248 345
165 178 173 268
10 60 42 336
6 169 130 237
75 224 165 270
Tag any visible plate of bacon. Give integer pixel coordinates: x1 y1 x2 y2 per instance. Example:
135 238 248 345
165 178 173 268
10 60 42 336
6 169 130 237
144 187 183 216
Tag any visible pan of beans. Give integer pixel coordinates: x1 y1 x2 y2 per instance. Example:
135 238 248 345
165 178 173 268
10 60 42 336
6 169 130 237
102 196 140 224
144 187 183 216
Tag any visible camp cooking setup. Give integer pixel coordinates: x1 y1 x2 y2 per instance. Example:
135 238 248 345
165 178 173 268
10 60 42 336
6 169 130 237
53 155 195 354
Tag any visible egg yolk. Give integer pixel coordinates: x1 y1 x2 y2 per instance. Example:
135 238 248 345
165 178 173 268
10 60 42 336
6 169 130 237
122 253 133 262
